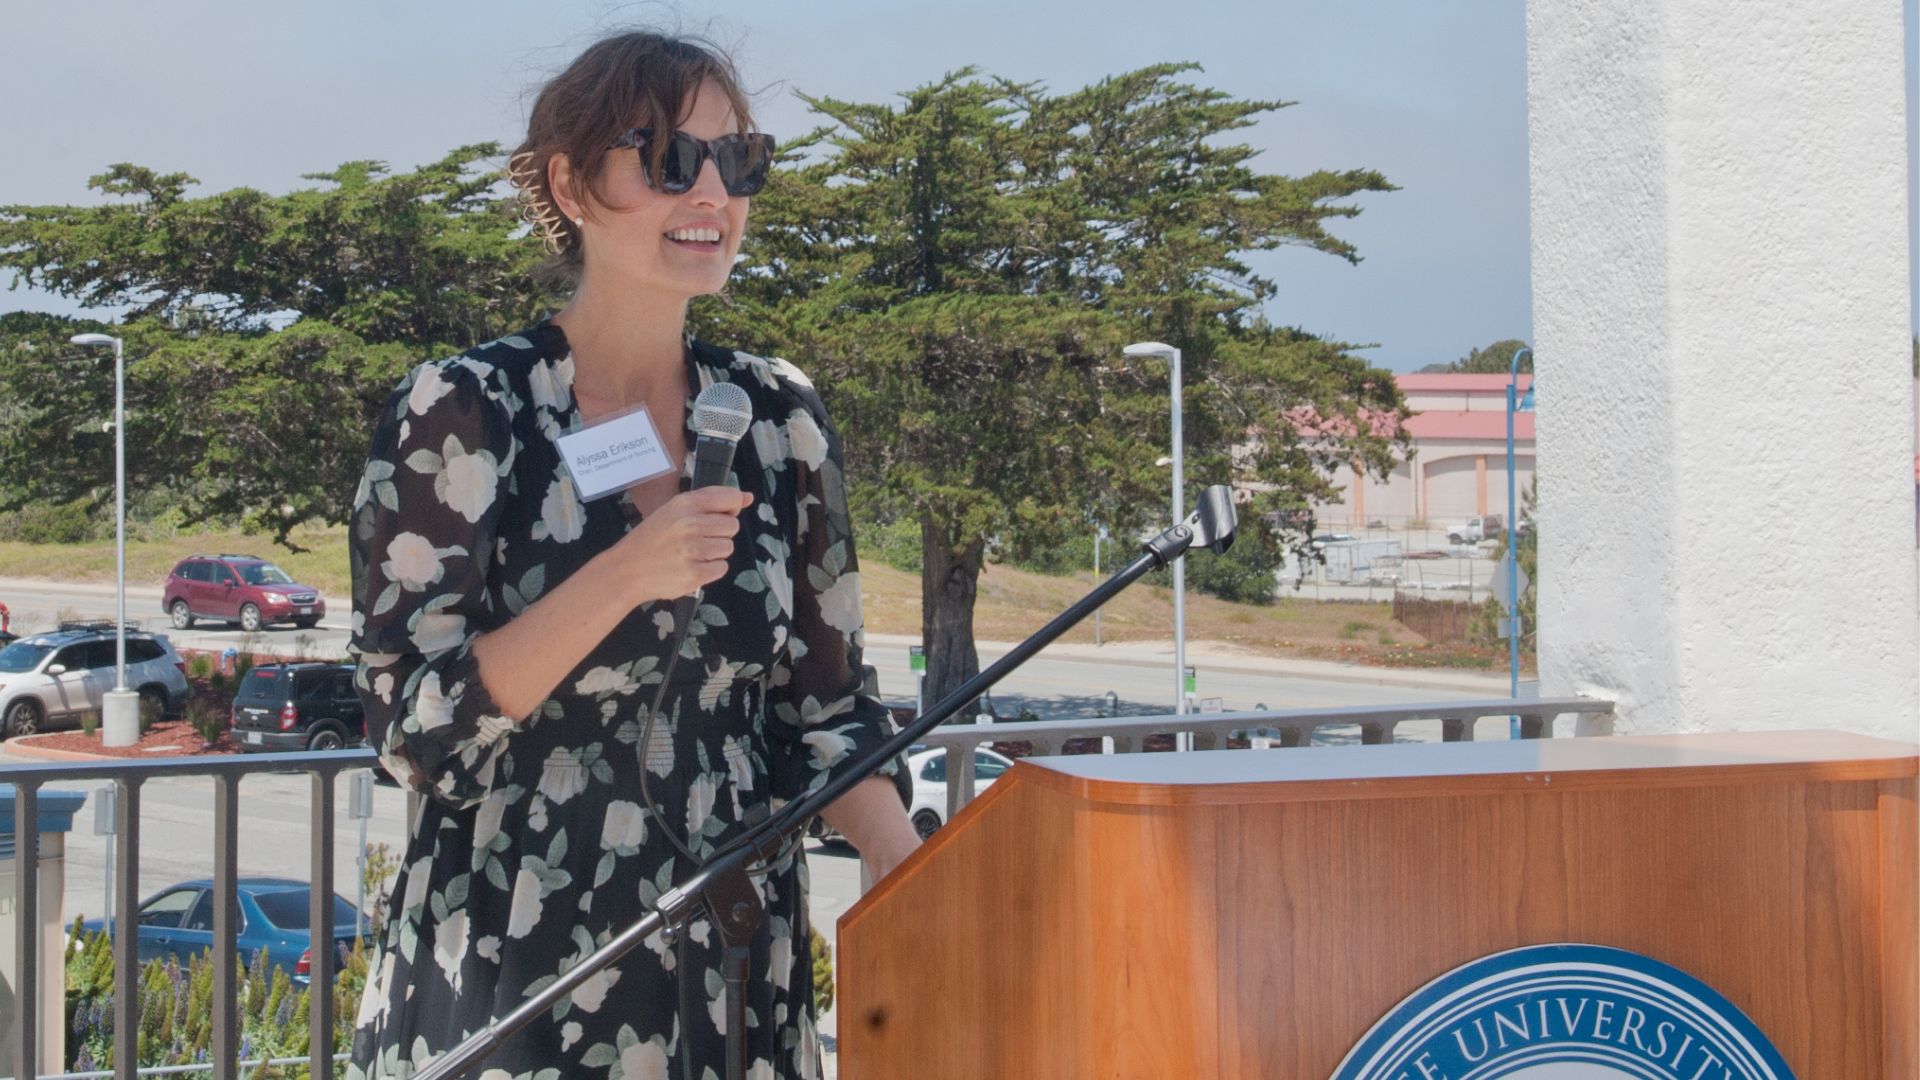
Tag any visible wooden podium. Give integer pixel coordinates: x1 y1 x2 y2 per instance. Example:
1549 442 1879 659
837 731 1918 1078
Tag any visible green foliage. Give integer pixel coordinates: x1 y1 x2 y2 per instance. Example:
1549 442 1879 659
232 635 260 682
137 694 162 735
1471 480 1538 650
715 65 1407 701
810 929 834 1016
186 696 226 746
999 528 1098 577
857 514 925 573
62 919 369 1075
4 67 1408 704
361 841 401 939
186 652 216 681
0 495 100 543
1417 338 1532 375
1146 513 1288 605
0 147 553 549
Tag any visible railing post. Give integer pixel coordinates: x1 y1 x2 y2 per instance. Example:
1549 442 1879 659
309 772 337 1079
113 779 141 1080
12 783 40 1080
213 774 241 1080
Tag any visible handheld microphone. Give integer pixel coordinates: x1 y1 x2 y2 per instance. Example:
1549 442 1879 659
672 381 754 636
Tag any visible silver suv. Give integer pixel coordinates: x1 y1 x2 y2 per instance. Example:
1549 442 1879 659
0 624 190 739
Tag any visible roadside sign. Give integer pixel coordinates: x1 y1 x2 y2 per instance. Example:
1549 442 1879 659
1184 666 1197 694
1492 565 1531 607
909 646 925 673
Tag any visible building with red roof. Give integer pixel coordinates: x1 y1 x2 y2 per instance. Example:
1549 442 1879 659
1321 373 1535 528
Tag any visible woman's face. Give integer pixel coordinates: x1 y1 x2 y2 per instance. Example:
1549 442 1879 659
563 78 751 301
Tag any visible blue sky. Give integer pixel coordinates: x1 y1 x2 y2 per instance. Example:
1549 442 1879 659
4 1 1915 372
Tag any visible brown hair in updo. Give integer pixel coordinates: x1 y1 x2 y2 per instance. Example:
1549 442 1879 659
508 30 758 278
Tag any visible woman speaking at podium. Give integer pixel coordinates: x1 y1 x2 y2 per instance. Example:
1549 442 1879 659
344 29 920 1080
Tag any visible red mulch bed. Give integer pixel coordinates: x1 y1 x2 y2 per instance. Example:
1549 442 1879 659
16 718 240 758
16 682 243 759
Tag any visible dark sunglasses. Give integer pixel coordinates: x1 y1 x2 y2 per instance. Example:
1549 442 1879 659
609 127 777 197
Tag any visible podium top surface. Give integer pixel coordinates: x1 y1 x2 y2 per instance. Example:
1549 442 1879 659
1021 730 1918 805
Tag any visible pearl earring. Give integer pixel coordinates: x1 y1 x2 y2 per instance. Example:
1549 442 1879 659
573 217 583 227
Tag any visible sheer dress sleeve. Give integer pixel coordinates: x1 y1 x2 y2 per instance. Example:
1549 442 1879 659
350 358 521 811
763 365 906 803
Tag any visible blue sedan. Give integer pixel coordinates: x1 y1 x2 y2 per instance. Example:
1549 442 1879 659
83 876 366 985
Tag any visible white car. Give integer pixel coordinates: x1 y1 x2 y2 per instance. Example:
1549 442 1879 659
1446 516 1504 544
0 625 189 739
906 746 1017 840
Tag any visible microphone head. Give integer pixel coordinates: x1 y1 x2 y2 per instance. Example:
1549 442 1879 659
690 382 753 443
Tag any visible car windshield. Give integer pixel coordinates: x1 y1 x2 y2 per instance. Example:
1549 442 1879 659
0 643 53 673
238 564 294 585
252 888 358 931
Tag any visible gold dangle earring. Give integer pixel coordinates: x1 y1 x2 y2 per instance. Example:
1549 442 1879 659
507 151 571 255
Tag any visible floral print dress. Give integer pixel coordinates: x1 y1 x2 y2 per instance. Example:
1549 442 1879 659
345 321 902 1080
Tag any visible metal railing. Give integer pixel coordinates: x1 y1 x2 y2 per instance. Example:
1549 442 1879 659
15 1054 349 1080
4 696 1613 1079
5 749 383 1080
914 696 1615 822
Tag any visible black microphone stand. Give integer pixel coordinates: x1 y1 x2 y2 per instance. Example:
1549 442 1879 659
412 487 1240 1080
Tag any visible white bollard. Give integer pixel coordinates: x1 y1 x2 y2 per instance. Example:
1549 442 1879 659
101 688 140 747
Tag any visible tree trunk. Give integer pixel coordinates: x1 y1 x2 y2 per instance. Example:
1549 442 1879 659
920 512 987 719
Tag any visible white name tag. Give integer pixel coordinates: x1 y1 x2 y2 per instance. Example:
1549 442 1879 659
555 404 676 501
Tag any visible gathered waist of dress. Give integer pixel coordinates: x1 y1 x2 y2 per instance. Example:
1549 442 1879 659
508 671 771 757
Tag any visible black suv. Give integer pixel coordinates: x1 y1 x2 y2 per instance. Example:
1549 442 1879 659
230 663 363 752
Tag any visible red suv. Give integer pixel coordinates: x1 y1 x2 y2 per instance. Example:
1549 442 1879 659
163 554 326 633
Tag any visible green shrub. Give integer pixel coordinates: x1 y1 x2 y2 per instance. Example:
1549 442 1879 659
137 694 162 735
810 928 834 1015
998 530 1098 577
1147 526 1286 606
0 496 103 544
232 637 260 682
186 653 216 681
186 697 226 747
63 920 369 1075
857 515 923 573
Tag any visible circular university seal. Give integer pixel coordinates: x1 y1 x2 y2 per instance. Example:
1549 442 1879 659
1331 943 1795 1079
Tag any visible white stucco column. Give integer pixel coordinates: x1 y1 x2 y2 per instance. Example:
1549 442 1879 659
1529 0 1917 737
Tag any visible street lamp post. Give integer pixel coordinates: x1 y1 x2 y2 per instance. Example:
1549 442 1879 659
1126 341 1189 747
70 332 139 747
1505 346 1535 739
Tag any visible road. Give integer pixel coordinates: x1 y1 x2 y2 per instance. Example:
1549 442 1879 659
0 578 1505 722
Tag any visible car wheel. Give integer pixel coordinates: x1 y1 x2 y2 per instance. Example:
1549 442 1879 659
911 808 942 841
137 686 168 723
308 728 345 752
2 699 42 739
239 604 263 633
170 600 195 629
293 617 320 630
